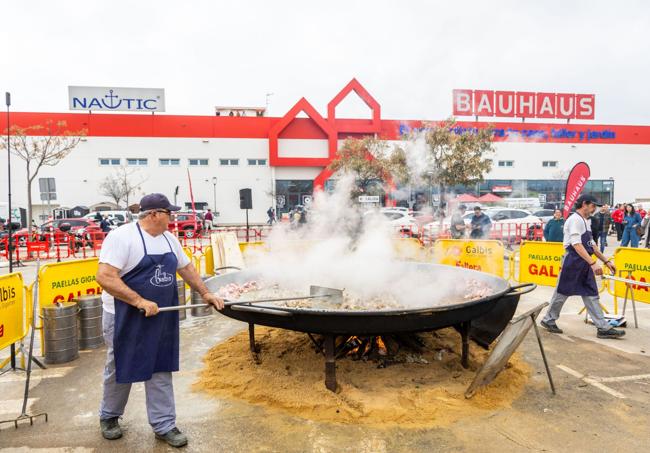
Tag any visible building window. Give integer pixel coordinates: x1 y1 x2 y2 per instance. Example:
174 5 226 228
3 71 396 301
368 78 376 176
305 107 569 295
126 158 148 166
498 160 514 167
99 158 121 166
219 159 239 166
188 158 209 166
159 158 180 166
247 159 267 166
542 161 558 168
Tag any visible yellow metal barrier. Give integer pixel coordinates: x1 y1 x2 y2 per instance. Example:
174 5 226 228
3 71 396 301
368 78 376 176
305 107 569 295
517 241 565 287
612 247 650 312
393 238 428 262
204 246 215 276
38 258 101 307
0 273 25 366
431 239 505 277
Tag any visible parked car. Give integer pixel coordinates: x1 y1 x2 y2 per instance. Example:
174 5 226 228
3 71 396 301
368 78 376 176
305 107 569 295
13 218 102 247
379 210 420 237
168 212 203 238
381 206 411 214
41 218 102 235
422 208 542 241
84 210 134 226
532 209 555 223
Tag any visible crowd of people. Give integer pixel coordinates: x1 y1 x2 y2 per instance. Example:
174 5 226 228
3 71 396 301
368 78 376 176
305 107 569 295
543 203 649 249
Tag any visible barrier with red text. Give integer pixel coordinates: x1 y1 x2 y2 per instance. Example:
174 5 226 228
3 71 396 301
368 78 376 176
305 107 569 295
432 239 506 277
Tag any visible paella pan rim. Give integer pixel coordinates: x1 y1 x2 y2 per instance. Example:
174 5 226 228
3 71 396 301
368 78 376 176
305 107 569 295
208 262 513 317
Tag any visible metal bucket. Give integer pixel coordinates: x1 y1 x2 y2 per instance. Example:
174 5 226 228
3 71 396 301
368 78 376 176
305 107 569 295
191 275 212 317
177 279 187 321
76 295 104 350
42 302 79 364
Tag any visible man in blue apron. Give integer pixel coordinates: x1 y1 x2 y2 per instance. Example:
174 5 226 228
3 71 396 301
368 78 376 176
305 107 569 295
96 193 224 447
541 194 625 339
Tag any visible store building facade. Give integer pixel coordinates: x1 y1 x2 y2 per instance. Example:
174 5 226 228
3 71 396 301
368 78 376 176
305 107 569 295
1 80 648 224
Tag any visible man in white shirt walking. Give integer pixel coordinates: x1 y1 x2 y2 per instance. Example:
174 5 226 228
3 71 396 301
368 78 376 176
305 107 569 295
540 194 625 339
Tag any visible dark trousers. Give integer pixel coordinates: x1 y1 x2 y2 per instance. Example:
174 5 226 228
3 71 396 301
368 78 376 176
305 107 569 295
615 222 623 241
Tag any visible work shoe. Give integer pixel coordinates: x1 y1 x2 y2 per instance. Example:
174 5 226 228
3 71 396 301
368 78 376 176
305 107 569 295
597 328 626 339
540 320 563 334
100 417 122 440
155 427 188 448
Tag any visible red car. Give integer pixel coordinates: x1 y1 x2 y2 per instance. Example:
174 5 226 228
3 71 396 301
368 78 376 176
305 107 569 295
168 212 203 238
40 218 102 235
14 218 102 245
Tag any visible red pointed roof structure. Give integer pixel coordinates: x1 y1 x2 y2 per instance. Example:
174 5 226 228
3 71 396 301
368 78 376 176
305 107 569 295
327 78 381 133
269 97 336 167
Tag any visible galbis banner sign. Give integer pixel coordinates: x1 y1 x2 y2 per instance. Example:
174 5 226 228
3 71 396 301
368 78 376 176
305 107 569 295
68 86 165 112
453 89 594 120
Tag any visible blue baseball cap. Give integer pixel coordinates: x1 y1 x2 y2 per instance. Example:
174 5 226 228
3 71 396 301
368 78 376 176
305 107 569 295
139 193 181 211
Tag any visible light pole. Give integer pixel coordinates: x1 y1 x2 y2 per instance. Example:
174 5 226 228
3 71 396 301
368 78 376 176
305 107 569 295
265 93 274 116
6 92 12 274
426 171 434 212
211 176 217 211
6 91 15 370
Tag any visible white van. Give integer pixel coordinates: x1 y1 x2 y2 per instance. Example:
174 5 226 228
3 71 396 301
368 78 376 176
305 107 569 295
85 210 134 226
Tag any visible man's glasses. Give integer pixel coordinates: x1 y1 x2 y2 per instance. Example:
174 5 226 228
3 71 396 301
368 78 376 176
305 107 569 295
155 209 171 215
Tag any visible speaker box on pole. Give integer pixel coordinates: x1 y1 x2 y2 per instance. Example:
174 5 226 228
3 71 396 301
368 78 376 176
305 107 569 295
239 188 252 210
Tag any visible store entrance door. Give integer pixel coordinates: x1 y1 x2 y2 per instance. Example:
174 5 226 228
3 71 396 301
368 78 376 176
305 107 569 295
275 180 314 219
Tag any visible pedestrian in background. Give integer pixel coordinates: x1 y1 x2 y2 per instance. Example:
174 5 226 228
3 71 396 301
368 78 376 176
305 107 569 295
612 204 624 241
641 214 650 248
621 203 642 247
590 211 602 248
100 215 112 234
469 206 491 239
543 209 564 242
450 204 466 239
203 209 214 231
594 205 612 253
266 207 276 225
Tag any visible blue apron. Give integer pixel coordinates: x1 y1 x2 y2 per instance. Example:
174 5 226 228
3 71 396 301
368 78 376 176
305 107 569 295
557 214 599 297
113 223 180 384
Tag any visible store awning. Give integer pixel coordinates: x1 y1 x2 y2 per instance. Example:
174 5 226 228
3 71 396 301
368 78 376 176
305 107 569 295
453 194 480 202
478 193 502 202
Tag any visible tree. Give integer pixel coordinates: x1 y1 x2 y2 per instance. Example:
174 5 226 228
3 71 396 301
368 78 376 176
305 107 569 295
414 118 495 208
0 121 87 235
98 165 147 207
327 136 410 199
98 172 126 206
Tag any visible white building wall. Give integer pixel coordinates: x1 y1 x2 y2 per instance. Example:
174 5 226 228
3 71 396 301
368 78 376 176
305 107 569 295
278 139 328 158
487 142 648 202
2 135 648 224
2 137 275 224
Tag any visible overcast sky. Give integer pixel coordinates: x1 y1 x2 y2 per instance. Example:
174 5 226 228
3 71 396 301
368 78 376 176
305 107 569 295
2 0 649 124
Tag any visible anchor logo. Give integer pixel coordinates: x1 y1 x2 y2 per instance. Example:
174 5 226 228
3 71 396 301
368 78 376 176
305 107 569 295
101 89 122 110
150 264 174 287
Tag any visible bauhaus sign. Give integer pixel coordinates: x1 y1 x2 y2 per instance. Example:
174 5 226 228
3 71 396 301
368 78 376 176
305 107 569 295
453 89 595 120
69 86 165 112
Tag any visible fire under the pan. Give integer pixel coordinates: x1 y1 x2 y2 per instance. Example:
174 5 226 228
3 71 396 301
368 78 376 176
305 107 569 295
216 278 494 311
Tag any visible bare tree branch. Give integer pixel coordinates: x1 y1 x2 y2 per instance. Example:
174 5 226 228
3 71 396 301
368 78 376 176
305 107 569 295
0 121 87 235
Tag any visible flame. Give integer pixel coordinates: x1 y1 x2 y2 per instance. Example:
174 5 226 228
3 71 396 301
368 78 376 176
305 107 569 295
346 336 361 356
376 337 388 356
